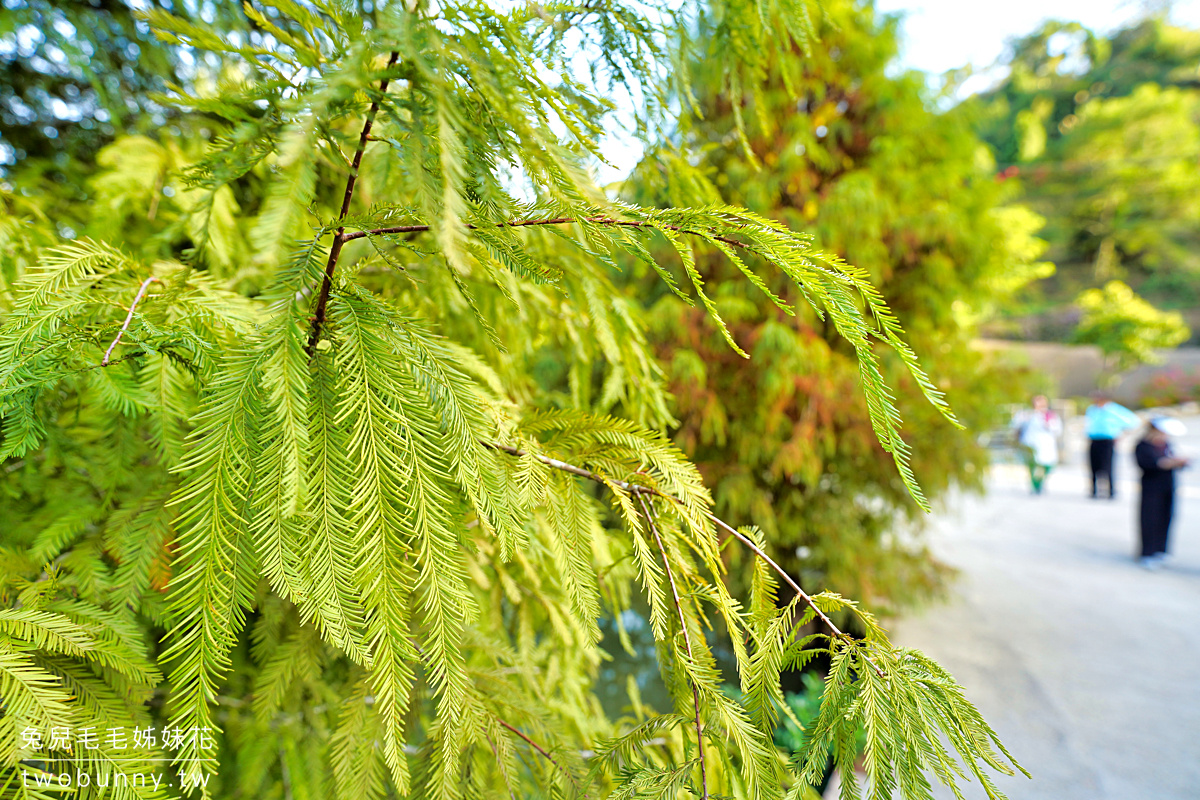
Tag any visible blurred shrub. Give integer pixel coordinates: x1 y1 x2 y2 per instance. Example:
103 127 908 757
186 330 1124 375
1139 368 1200 408
1072 280 1190 374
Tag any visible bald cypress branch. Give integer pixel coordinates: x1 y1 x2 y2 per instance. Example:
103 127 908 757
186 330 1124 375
341 215 754 251
483 439 882 677
306 50 400 357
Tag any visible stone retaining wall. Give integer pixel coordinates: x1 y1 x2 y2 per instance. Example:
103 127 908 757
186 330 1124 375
974 339 1200 406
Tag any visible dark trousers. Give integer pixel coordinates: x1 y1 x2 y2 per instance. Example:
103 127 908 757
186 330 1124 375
1089 438 1116 497
1139 483 1175 557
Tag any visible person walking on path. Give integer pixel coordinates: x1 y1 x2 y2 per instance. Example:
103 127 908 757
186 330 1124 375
1084 392 1141 499
1013 395 1063 495
1135 417 1190 569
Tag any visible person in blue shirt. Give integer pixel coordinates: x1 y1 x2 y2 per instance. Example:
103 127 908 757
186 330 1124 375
1084 391 1142 499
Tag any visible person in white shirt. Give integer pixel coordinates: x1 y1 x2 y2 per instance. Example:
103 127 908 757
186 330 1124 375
1012 395 1063 495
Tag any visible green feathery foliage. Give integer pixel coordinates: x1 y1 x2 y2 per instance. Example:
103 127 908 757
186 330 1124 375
1 3 1024 800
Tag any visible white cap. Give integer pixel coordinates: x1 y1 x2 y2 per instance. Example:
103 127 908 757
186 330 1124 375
1151 417 1187 437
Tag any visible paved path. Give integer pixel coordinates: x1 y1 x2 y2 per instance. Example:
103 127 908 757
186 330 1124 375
892 417 1200 800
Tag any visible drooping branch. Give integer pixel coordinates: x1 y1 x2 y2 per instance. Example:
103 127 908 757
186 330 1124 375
305 50 400 356
702 511 850 646
102 276 160 365
638 494 708 800
340 215 754 251
496 718 587 797
484 440 885 678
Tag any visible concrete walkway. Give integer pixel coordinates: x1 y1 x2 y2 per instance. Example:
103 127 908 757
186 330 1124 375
892 417 1200 800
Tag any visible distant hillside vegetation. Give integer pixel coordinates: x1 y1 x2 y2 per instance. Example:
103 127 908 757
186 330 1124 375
969 16 1200 342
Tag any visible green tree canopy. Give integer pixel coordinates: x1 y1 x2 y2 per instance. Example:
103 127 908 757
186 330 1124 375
972 15 1200 316
975 16 1200 165
0 0 183 170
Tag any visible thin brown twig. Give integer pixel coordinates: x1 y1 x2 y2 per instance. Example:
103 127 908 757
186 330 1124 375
704 511 884 677
496 719 587 797
485 442 654 493
406 636 585 792
339 215 753 251
306 50 400 356
102 277 160 366
703 513 838 636
638 494 708 800
482 440 886 678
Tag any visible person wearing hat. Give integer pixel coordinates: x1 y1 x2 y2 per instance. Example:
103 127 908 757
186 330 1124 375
1084 391 1141 499
1134 417 1190 569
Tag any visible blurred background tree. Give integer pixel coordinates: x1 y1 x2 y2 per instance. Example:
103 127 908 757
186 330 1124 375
0 0 257 288
971 14 1200 340
623 0 1051 615
1 0 185 171
1072 279 1190 378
